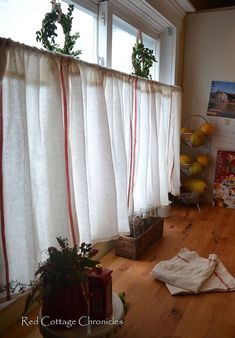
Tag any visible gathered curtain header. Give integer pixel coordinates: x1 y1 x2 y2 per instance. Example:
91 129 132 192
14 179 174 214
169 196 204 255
0 37 181 92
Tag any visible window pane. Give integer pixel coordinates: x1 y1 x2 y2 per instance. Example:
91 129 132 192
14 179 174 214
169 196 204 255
0 0 51 47
61 2 98 63
112 16 137 75
0 0 97 63
112 15 159 80
143 33 160 81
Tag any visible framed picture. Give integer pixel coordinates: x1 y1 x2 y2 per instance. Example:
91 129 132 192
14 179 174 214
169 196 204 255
207 81 235 118
213 150 235 208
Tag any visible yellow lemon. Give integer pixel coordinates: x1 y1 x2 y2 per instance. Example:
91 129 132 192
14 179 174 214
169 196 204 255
188 162 203 176
180 127 191 135
199 122 215 135
195 154 210 167
190 131 206 147
180 154 193 165
182 178 208 195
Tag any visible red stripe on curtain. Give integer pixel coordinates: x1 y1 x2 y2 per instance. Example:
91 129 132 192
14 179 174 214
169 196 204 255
60 63 77 246
131 78 138 197
0 80 10 300
127 78 138 210
127 116 133 208
127 78 138 209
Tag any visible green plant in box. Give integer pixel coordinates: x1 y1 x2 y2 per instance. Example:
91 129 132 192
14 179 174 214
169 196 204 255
23 237 99 318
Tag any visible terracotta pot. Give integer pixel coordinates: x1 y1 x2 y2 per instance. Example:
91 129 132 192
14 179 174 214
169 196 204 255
41 284 88 329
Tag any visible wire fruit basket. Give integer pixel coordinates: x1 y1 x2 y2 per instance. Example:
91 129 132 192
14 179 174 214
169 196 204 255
180 162 206 176
181 131 206 147
169 192 201 211
181 115 210 148
177 192 200 205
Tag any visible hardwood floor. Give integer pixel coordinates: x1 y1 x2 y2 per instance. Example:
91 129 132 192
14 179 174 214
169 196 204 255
2 203 235 338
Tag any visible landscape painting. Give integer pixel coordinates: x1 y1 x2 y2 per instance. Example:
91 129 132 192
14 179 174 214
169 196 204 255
207 80 235 119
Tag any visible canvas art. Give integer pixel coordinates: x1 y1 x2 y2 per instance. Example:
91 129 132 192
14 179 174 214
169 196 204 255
213 150 235 208
207 81 235 118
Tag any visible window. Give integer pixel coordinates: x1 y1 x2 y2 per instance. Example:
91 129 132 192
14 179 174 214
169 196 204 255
112 16 137 75
0 0 98 64
142 33 160 81
0 0 51 47
0 0 177 83
112 16 160 80
61 1 97 63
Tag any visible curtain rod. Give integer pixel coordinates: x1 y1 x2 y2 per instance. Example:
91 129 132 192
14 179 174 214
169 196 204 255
0 37 181 91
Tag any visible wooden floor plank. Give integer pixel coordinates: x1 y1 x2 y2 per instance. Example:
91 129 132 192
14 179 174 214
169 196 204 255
1 204 235 338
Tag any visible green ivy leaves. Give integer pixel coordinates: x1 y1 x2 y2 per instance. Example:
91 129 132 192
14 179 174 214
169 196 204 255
36 3 81 57
132 42 156 79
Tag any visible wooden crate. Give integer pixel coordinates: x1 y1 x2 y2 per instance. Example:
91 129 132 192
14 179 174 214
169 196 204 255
115 217 164 260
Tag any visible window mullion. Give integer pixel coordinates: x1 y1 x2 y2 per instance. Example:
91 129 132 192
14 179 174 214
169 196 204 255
159 27 176 85
98 1 112 68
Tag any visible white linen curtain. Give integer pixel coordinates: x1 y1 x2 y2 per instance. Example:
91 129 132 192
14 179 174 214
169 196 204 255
0 38 181 287
0 42 71 286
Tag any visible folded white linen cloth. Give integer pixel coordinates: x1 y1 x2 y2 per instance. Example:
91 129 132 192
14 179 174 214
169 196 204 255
151 248 235 295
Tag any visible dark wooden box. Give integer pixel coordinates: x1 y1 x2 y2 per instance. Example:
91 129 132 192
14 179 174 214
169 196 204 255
115 217 164 260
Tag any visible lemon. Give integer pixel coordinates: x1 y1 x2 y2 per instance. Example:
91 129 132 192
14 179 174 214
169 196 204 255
196 154 210 167
188 162 203 175
182 178 208 195
199 122 215 135
180 127 191 135
190 131 206 147
180 154 193 165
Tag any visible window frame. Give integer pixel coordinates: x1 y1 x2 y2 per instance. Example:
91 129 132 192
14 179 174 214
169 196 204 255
98 0 177 85
62 0 99 64
111 15 160 80
0 0 180 85
65 0 99 15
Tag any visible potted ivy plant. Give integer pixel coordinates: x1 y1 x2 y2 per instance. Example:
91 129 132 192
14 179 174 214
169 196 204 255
23 237 99 328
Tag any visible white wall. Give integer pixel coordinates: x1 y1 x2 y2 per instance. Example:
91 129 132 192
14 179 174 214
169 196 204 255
182 8 235 201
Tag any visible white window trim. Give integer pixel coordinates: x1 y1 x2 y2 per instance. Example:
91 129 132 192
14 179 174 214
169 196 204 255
70 0 195 84
113 15 138 37
1 0 194 84
98 0 181 84
111 15 160 80
159 27 177 85
108 0 163 40
66 0 99 14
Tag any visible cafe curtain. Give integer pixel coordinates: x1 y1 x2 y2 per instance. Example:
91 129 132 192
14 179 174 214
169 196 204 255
0 38 181 286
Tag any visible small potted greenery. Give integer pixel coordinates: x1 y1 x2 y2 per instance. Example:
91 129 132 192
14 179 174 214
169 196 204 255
23 237 99 328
